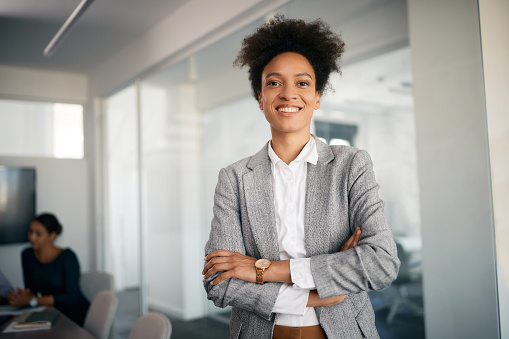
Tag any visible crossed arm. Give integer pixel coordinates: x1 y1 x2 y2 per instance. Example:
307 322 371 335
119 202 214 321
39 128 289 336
202 226 362 307
204 150 399 318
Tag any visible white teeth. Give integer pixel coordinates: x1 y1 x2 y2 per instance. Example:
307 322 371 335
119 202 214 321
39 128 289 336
278 107 300 113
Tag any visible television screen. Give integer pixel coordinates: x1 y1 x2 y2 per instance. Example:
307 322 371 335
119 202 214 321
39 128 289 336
0 166 36 245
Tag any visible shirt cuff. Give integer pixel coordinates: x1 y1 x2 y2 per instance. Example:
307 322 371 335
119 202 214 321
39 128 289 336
290 258 316 289
272 283 309 316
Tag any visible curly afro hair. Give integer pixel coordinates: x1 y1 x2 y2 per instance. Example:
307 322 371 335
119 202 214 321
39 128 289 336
234 15 345 100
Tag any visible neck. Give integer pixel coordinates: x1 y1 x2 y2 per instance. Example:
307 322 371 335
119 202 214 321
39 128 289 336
34 245 58 262
270 130 311 165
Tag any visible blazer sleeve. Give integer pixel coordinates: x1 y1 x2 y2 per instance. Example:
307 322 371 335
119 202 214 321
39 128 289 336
203 168 281 321
311 149 400 299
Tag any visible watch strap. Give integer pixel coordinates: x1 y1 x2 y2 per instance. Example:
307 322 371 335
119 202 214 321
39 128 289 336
256 267 264 284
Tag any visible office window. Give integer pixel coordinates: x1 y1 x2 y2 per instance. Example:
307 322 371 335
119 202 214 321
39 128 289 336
0 98 84 159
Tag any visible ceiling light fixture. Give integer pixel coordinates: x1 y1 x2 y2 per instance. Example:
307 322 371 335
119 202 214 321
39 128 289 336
43 0 95 57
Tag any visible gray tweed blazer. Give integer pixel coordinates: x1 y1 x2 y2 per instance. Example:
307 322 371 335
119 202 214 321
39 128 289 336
204 136 400 339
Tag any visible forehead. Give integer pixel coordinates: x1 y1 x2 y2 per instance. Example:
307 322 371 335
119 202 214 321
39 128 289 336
30 221 46 231
262 52 315 76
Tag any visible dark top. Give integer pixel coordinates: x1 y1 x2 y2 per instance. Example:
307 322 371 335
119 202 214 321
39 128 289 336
22 248 90 326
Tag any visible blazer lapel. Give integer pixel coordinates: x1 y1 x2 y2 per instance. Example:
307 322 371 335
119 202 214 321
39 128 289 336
305 137 335 256
243 143 280 261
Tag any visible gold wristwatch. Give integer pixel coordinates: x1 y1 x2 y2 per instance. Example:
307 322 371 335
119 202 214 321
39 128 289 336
255 259 271 284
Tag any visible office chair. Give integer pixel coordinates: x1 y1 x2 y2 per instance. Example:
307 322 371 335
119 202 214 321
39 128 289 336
84 290 118 339
81 272 115 302
128 312 172 339
386 240 424 324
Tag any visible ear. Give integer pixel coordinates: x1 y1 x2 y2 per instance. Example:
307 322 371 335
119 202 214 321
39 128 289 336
49 232 57 242
314 91 321 110
257 91 263 110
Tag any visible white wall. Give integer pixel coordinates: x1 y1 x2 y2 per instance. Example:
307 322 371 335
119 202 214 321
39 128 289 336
408 0 499 338
0 66 92 288
479 0 509 337
0 65 88 103
0 157 90 288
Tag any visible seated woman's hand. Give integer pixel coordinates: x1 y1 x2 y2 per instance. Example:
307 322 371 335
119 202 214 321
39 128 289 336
7 288 32 306
203 250 257 285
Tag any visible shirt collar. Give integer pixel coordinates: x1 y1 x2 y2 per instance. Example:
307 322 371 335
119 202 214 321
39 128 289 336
268 137 318 166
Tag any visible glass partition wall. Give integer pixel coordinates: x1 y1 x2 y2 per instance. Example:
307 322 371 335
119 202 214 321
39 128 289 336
103 86 140 291
103 0 425 336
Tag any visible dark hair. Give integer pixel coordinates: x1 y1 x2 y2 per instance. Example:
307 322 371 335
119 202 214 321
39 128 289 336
234 15 345 100
33 213 63 236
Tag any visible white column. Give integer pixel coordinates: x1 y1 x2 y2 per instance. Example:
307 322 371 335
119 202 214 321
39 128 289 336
479 0 509 338
408 0 499 338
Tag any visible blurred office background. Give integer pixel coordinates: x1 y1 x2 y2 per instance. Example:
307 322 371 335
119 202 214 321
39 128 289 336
0 0 507 338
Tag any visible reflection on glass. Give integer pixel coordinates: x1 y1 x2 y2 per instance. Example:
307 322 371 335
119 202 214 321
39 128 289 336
103 86 140 290
53 103 84 158
0 99 83 159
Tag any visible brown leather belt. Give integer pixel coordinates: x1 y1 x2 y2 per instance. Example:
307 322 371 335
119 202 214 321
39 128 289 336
273 324 327 339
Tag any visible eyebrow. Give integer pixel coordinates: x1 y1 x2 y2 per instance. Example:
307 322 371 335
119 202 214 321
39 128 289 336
264 72 314 80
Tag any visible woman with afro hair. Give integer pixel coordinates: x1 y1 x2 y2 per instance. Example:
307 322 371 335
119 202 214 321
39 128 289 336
203 15 400 339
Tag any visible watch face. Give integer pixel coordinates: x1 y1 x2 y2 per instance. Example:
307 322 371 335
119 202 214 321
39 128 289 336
255 259 271 269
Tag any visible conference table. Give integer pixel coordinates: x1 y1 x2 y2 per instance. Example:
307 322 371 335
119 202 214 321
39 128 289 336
0 308 94 339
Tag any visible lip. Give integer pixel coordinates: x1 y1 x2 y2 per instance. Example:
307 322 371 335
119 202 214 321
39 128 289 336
276 105 302 116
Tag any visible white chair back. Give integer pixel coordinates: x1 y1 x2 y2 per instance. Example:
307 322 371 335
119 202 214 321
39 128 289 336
128 312 171 339
84 290 118 339
81 272 115 302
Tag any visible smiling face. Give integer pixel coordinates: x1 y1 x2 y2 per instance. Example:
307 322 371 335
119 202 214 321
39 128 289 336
258 52 320 139
28 221 56 250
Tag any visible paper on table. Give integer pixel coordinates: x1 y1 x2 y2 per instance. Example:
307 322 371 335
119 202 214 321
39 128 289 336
0 305 47 316
2 319 50 333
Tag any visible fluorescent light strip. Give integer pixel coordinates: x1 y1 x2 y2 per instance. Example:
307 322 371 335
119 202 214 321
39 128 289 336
43 0 95 57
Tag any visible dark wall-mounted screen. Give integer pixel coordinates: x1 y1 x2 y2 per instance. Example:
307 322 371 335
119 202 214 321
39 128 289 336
0 166 36 245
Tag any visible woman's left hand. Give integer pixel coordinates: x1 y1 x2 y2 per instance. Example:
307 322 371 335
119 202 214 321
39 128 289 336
7 288 31 306
203 250 257 285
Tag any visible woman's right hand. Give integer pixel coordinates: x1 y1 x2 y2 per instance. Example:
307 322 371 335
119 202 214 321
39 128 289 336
340 226 361 251
307 290 347 307
307 227 362 307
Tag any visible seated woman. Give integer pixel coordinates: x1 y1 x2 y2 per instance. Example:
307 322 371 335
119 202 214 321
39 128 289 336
8 213 90 326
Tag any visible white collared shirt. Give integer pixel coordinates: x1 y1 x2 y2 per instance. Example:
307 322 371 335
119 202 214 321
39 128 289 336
268 137 319 327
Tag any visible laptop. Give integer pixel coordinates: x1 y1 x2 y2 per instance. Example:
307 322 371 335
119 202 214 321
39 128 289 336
0 269 15 328
0 269 14 299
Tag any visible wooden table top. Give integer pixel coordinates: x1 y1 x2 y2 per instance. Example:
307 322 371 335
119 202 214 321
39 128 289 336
0 308 95 339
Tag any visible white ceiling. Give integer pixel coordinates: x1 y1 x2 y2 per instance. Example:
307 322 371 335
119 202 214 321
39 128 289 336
0 0 189 73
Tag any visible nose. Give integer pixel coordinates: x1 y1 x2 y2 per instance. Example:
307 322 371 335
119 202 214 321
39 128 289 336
279 85 297 100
